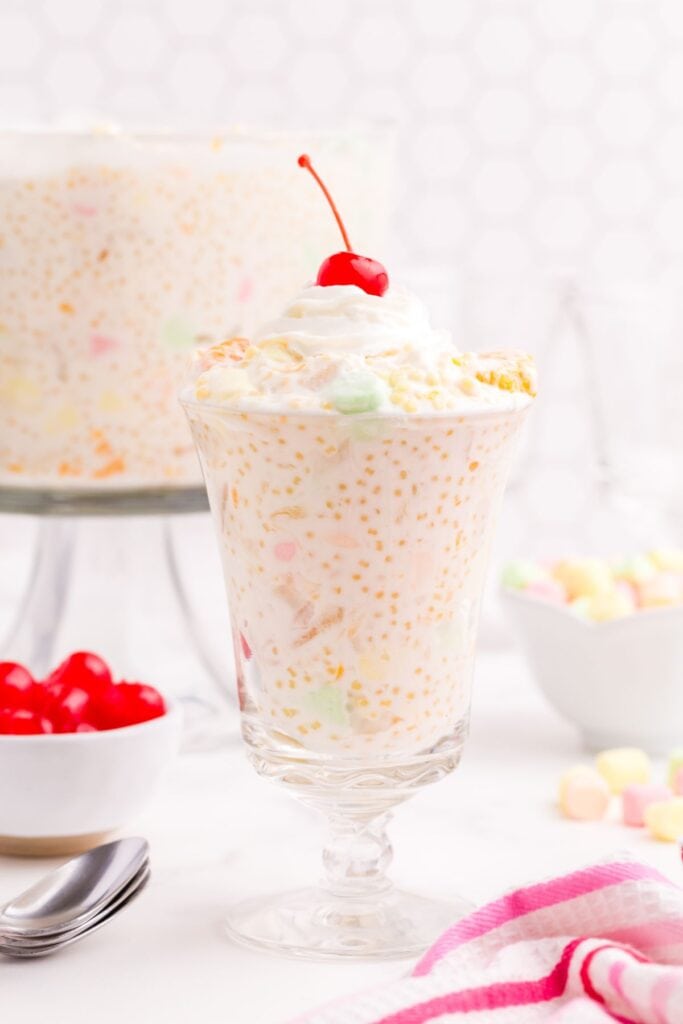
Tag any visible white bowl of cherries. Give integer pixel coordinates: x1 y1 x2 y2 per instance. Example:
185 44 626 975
0 652 181 856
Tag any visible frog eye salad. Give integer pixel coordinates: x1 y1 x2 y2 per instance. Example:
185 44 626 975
0 128 389 488
182 155 537 759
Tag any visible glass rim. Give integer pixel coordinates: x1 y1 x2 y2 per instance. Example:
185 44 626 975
0 121 396 146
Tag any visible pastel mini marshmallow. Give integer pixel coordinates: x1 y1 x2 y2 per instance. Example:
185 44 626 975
552 558 613 600
505 549 682 622
644 797 683 842
638 572 682 609
674 767 683 797
612 554 656 585
501 560 545 590
595 747 651 794
558 765 611 821
649 547 683 573
524 577 567 604
584 588 635 623
667 749 683 790
622 783 672 827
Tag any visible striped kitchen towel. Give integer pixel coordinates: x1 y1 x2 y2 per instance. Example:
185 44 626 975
294 859 683 1023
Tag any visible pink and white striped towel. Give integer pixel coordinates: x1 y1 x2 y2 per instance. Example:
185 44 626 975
293 860 683 1023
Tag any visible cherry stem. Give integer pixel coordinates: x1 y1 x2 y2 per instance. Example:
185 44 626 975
298 154 352 252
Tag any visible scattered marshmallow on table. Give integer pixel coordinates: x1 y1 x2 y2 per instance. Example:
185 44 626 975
558 765 611 821
596 747 651 794
644 797 683 842
557 748 683 838
622 783 672 827
668 749 683 790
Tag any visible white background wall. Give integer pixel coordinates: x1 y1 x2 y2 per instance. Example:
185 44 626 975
4 0 683 284
1 0 682 643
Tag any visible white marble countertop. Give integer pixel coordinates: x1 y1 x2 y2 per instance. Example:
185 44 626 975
1 650 679 1024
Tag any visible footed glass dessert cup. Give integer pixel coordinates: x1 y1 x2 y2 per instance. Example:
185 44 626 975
183 401 529 959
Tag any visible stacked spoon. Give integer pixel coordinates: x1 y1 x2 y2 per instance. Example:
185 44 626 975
0 837 150 958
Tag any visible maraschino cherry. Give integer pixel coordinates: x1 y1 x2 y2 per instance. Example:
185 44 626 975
297 154 389 297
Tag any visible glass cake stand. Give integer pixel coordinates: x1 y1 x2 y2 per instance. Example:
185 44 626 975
0 483 234 750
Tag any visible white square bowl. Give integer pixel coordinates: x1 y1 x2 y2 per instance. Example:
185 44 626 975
502 589 683 754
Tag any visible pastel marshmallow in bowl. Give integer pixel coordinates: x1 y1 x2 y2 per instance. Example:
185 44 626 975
0 698 181 856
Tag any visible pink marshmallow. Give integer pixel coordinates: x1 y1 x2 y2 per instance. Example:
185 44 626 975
237 277 253 304
274 541 297 562
674 767 683 797
90 333 120 357
622 782 672 827
524 578 568 604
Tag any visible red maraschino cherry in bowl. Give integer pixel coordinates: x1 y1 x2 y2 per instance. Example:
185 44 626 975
0 652 181 856
0 652 167 734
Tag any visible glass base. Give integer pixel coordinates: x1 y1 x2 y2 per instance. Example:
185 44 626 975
225 885 471 961
0 482 208 516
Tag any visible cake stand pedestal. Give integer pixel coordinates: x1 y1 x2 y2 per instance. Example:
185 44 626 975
0 484 234 750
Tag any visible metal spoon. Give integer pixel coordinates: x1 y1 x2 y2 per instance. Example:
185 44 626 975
0 837 149 955
0 862 150 951
0 865 150 958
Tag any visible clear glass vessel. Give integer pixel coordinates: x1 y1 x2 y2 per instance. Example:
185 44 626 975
0 126 392 495
182 399 530 959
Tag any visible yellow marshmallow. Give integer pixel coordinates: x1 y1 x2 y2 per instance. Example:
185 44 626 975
649 547 683 572
644 798 683 842
596 747 651 794
358 651 389 683
585 589 635 622
553 559 613 600
98 390 125 413
45 404 80 431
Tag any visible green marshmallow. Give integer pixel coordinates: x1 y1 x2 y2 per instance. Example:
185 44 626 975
612 554 656 584
501 559 544 590
329 373 384 415
304 685 349 727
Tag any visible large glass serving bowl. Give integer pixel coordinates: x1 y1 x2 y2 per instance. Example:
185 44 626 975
0 125 392 500
182 399 531 959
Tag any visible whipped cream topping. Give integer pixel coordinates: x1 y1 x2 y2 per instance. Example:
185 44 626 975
254 284 448 358
187 283 537 414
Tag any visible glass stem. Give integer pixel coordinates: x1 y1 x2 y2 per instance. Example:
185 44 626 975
321 809 394 898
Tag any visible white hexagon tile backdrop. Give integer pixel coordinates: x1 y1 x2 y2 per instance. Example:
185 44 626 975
0 0 681 626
